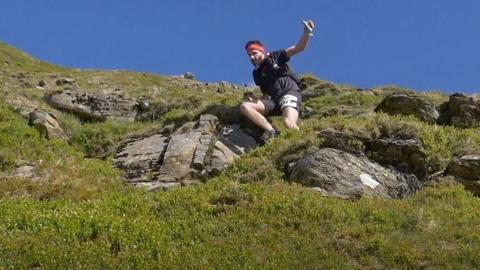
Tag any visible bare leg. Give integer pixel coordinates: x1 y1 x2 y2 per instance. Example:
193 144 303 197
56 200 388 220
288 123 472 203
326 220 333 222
239 100 274 131
282 106 299 130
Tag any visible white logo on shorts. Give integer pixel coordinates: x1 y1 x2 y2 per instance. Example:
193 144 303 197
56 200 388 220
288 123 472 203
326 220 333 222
279 95 298 110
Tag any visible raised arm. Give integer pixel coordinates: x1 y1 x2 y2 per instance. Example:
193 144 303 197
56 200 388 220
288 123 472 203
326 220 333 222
285 20 315 58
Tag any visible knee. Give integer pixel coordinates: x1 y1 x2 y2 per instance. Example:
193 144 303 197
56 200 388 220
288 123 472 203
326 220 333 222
239 102 251 114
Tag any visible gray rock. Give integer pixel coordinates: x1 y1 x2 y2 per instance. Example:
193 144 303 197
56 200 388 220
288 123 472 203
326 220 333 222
55 78 76 86
47 90 138 122
28 109 68 140
318 130 430 179
183 72 195 80
207 124 257 175
446 154 480 180
193 134 212 170
375 93 439 124
196 114 219 134
209 140 237 174
156 131 202 182
438 93 480 128
113 134 168 182
446 155 480 195
13 165 38 180
133 181 181 191
113 115 259 189
287 148 420 199
192 115 219 173
135 101 169 121
217 124 258 155
137 100 150 111
366 138 429 180
38 80 47 88
301 106 314 118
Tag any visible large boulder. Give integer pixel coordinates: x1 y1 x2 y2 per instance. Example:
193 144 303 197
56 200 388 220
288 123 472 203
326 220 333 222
446 154 480 194
446 154 480 180
438 93 480 128
318 129 430 179
287 148 420 199
28 109 68 140
209 124 258 174
366 138 429 180
47 90 139 122
155 128 203 185
113 114 259 190
375 93 439 124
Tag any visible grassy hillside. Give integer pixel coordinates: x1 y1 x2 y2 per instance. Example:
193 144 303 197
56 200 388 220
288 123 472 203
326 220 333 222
1 42 479 268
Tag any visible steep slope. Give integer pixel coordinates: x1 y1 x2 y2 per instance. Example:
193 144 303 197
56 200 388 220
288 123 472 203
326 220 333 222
0 42 480 268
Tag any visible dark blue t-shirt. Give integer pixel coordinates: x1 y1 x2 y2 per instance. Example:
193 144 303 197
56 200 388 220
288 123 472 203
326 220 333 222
252 50 300 99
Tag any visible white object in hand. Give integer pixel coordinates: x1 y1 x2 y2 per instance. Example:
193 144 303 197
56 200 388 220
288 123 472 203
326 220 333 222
302 20 314 36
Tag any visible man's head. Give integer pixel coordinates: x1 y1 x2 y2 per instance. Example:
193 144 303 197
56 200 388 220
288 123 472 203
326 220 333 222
245 40 266 66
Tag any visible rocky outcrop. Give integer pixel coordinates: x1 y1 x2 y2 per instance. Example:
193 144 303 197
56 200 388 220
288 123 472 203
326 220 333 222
210 125 258 174
438 93 480 128
318 129 429 180
13 165 39 180
113 134 169 183
113 114 259 190
366 138 428 180
287 148 419 199
47 90 139 122
55 78 76 86
28 109 68 140
446 154 480 194
155 127 203 185
446 154 480 180
0 165 40 181
375 93 439 124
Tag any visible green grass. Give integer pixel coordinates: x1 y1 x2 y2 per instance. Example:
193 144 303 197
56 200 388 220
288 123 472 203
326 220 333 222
0 99 123 200
304 90 382 110
0 180 479 269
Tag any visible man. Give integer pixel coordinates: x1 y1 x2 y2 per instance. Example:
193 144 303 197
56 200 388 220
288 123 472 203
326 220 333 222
240 20 315 142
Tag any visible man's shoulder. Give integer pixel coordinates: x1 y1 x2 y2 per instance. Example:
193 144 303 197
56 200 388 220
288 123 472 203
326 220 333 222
269 50 286 58
269 50 289 64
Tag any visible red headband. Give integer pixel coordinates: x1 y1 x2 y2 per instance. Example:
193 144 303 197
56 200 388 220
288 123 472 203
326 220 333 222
246 44 265 54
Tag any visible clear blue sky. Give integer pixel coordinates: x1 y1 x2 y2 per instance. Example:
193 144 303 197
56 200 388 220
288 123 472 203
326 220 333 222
1 1 479 93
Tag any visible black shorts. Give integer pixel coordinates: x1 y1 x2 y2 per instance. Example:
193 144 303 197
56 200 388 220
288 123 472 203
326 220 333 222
261 90 302 116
